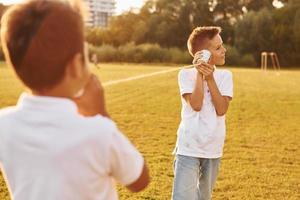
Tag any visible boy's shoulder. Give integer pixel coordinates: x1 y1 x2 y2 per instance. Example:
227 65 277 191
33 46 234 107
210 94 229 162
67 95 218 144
214 68 233 81
81 115 118 135
0 106 18 121
215 68 232 76
178 67 197 79
179 67 197 74
0 105 118 139
77 114 126 143
0 106 18 137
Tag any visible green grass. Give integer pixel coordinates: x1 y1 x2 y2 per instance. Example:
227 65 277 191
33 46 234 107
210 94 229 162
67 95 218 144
0 63 300 199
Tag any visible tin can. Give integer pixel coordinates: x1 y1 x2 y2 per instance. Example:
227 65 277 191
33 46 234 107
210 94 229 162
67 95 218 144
193 49 211 64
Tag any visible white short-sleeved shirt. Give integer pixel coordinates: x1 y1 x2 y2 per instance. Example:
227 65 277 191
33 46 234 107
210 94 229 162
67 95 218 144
0 93 144 200
175 67 233 158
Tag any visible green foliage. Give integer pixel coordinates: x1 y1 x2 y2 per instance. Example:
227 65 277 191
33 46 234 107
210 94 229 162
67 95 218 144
1 1 298 67
239 54 257 67
85 0 300 67
86 0 250 48
235 2 300 66
88 43 192 64
244 0 275 11
294 10 300 52
138 43 169 62
235 8 274 65
225 45 256 66
272 4 300 66
168 47 191 64
118 43 144 62
89 44 117 62
224 45 241 66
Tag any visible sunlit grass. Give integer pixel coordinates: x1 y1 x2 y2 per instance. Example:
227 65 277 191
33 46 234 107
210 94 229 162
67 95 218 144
1 63 299 200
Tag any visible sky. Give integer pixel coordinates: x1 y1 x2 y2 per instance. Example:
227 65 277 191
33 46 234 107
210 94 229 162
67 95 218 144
115 0 145 14
0 0 146 14
0 0 285 13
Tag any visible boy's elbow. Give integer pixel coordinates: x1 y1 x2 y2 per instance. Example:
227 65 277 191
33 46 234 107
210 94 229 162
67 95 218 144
191 103 203 112
127 164 150 192
193 106 202 112
216 109 227 116
216 112 225 116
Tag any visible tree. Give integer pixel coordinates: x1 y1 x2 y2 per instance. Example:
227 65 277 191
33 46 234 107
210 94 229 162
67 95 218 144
235 2 300 66
213 0 244 20
293 10 300 52
235 8 275 65
243 0 275 11
87 0 299 66
139 0 215 47
0 3 9 60
272 2 300 65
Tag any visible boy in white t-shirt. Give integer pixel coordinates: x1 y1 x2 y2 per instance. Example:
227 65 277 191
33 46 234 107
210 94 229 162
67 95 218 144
0 1 149 200
172 26 233 200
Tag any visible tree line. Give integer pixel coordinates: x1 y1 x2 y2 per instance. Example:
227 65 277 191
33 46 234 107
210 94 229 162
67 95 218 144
0 1 299 67
87 0 299 67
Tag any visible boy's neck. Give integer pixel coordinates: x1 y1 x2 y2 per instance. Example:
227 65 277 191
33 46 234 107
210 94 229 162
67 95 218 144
31 87 73 99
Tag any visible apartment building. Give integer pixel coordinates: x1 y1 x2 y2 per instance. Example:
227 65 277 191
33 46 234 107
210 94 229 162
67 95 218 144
84 0 115 27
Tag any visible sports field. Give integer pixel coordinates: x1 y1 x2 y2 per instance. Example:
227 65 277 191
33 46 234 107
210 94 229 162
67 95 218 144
0 63 299 200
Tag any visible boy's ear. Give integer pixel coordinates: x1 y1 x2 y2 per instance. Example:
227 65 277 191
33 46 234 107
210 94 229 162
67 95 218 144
66 53 84 79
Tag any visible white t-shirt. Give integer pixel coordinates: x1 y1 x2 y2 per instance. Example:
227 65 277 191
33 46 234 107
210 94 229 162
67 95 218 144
0 93 144 200
175 67 233 158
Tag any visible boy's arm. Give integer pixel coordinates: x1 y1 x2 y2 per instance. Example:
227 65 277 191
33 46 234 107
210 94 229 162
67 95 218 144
109 128 150 192
126 163 149 192
197 63 232 116
73 75 110 118
182 71 205 112
206 78 231 116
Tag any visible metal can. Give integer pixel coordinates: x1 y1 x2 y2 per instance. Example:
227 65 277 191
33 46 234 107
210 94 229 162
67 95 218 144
193 49 211 64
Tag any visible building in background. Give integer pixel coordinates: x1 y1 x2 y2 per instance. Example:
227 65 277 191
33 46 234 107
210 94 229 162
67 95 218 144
84 0 115 27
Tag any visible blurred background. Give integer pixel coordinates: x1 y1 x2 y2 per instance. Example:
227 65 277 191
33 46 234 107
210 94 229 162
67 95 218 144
0 1 299 200
0 0 299 67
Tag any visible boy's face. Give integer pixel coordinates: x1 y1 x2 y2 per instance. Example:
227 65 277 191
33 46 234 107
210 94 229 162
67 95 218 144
77 43 91 94
68 43 91 98
207 34 226 65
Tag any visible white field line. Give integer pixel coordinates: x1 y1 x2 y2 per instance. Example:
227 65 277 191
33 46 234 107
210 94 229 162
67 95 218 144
102 67 181 87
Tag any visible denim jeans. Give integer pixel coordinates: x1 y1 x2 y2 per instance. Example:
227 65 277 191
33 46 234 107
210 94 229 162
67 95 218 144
171 154 221 200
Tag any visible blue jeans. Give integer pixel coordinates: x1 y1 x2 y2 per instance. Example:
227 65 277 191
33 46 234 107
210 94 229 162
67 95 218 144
172 154 221 200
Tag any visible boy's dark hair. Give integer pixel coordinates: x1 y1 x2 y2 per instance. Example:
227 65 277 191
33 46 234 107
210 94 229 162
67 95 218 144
187 26 222 56
1 0 85 91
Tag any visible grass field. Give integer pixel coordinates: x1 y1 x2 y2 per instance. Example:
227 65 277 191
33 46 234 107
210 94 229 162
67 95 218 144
0 62 299 200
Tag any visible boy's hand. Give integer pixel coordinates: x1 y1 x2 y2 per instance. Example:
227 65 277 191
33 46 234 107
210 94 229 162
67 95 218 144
196 63 215 81
73 74 110 118
194 61 204 75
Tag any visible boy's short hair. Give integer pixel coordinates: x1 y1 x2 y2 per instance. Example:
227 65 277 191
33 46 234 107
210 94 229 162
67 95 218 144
187 26 222 56
1 0 85 91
